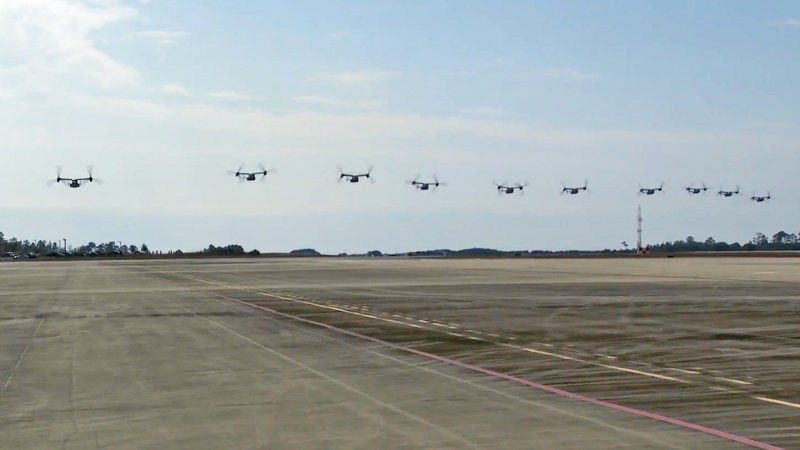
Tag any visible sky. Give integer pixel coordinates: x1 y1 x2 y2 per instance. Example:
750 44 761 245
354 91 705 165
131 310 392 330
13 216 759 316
1 0 798 253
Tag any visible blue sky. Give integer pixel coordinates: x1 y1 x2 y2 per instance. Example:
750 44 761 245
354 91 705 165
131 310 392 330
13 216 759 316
1 1 798 253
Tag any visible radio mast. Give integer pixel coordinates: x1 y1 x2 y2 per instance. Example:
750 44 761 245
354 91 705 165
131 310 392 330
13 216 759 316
636 205 643 253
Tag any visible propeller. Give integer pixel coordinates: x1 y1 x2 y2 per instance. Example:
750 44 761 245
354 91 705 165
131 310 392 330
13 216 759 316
86 165 101 184
47 166 62 186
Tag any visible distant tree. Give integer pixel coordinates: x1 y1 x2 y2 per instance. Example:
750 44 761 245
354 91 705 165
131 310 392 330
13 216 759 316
772 231 790 244
129 244 139 253
141 243 149 253
290 248 321 256
704 237 716 247
752 233 769 247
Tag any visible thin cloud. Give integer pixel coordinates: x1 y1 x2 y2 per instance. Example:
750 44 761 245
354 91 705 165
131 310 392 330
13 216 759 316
315 70 392 85
771 18 800 28
542 67 600 81
130 29 189 45
208 90 257 101
163 84 190 95
458 107 511 117
328 31 353 40
292 95 382 109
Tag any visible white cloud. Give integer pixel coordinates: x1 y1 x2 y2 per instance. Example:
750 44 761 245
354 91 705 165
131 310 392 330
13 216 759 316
208 90 257 100
0 0 139 89
542 67 600 81
163 84 190 95
458 106 510 117
315 70 392 85
291 95 382 109
130 29 188 45
772 18 800 28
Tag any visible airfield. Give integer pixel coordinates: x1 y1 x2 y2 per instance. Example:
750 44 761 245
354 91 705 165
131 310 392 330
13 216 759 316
1 257 798 449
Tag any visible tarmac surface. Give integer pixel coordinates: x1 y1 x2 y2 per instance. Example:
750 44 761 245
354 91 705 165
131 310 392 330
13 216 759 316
1 257 798 449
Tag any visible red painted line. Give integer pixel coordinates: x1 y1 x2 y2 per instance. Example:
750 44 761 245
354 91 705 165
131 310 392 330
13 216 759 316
207 291 785 450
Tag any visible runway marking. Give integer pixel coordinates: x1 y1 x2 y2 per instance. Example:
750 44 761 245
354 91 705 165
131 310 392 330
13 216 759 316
175 276 771 414
1 318 44 396
754 397 800 410
667 368 701 375
199 297 696 450
714 377 753 386
710 386 736 393
184 286 785 450
162 296 482 449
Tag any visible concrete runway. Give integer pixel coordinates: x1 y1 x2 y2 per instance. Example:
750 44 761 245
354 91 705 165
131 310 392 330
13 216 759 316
0 258 796 449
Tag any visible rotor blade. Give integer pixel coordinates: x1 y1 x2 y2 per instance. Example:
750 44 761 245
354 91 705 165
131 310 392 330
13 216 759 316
56 165 62 178
258 163 266 172
86 165 94 177
46 179 57 187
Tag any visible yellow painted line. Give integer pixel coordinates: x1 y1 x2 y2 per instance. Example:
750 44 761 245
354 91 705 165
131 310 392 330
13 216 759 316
754 396 800 409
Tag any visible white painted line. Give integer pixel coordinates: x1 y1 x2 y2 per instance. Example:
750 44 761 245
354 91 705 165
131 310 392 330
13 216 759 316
418 319 430 324
714 377 753 386
163 297 481 449
754 396 800 409
447 332 466 338
467 336 486 342
521 347 581 362
710 386 735 393
668 368 701 375
595 364 689 384
1 318 44 396
179 275 693 388
432 322 449 328
487 333 500 338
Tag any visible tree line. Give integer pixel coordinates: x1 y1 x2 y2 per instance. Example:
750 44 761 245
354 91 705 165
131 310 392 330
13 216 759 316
0 231 150 255
648 231 800 253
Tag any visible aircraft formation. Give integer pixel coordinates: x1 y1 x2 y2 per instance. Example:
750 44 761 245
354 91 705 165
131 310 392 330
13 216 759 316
47 165 774 202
